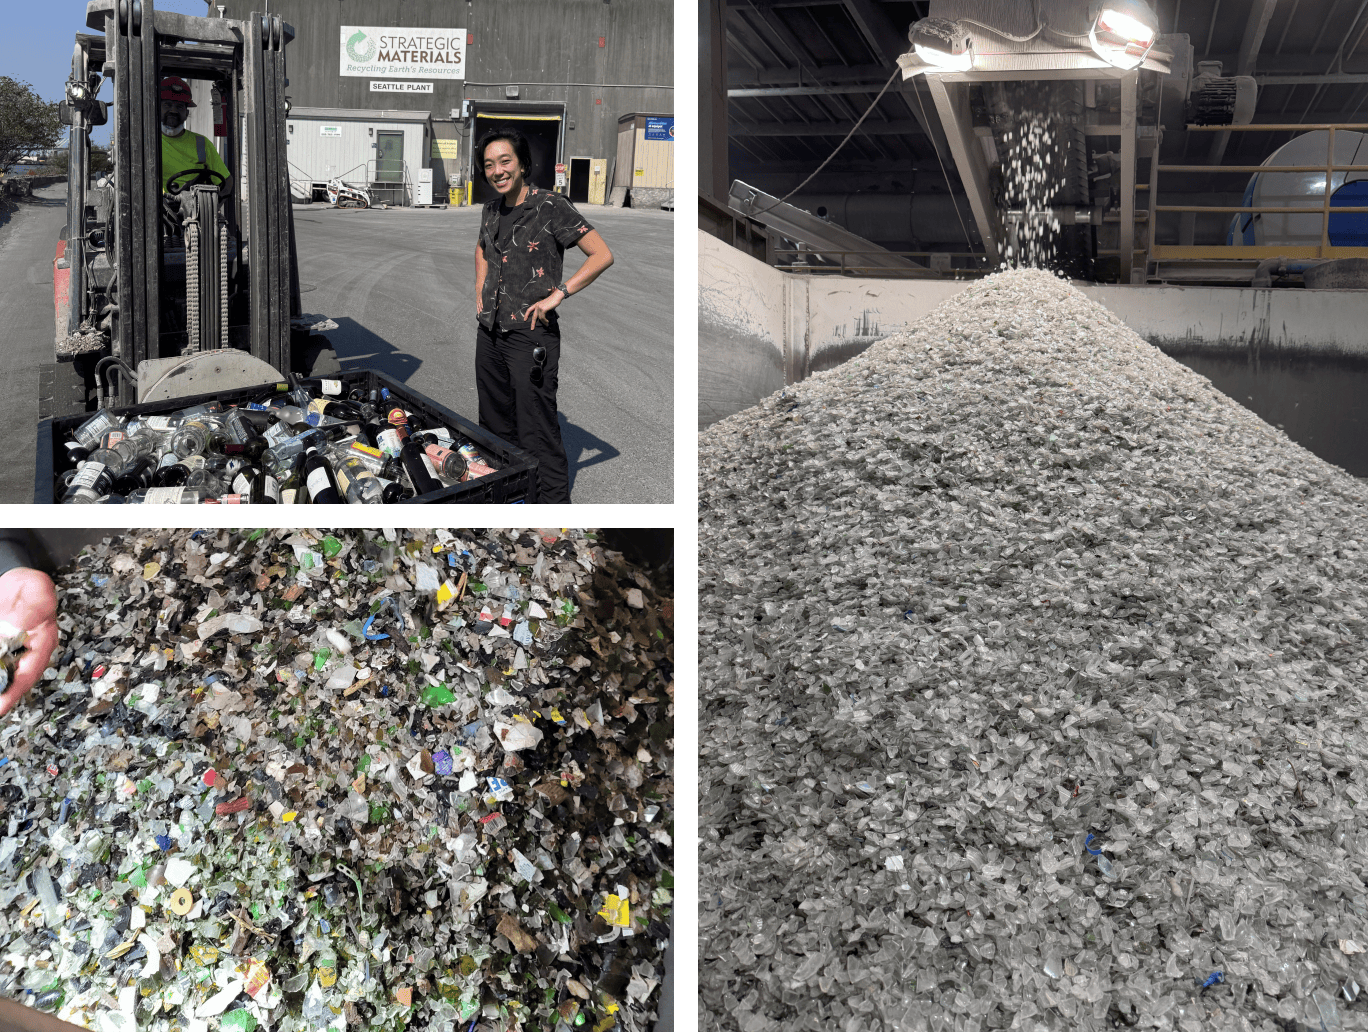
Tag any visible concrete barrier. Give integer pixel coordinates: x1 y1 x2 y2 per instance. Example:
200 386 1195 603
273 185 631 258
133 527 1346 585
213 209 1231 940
698 230 972 428
699 229 1368 429
1 175 64 198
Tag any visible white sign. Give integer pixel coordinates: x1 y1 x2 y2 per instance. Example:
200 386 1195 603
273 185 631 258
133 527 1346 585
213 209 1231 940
341 25 466 80
371 81 434 93
320 125 342 137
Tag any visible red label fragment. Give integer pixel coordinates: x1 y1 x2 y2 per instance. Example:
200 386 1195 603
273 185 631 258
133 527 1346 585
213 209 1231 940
46 764 58 776
215 797 250 816
203 769 217 787
479 811 502 824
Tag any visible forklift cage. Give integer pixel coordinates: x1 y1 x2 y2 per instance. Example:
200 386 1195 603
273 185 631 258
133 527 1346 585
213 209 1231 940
65 0 300 402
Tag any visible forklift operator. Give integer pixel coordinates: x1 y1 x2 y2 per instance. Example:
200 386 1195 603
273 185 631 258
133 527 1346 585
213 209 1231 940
159 76 231 197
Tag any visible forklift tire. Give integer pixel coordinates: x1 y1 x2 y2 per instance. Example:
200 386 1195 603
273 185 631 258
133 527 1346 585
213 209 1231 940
293 333 343 377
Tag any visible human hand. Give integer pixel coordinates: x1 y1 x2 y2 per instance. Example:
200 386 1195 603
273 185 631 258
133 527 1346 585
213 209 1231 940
522 289 563 330
0 569 57 717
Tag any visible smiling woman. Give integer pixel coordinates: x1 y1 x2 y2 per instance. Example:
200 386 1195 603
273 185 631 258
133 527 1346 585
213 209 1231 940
472 125 615 503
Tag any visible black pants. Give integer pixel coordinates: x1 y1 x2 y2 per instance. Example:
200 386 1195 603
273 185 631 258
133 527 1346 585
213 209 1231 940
475 323 571 503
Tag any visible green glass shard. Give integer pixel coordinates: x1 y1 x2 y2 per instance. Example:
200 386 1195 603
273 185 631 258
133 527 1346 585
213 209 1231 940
421 684 455 707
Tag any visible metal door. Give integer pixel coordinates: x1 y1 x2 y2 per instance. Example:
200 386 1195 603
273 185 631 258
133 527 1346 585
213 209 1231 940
376 131 404 183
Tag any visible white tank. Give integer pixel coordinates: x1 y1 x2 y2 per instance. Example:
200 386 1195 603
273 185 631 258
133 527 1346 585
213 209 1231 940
1227 130 1368 246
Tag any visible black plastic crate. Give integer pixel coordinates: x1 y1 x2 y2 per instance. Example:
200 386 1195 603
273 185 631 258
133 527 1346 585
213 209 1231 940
36 370 537 504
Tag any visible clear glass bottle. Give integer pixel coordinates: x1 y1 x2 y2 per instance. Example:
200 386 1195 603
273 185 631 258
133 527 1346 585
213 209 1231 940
126 486 212 504
335 457 385 504
63 461 113 501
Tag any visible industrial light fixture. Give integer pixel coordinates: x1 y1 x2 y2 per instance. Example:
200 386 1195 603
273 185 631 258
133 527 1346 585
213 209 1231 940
1087 0 1158 70
909 18 974 73
66 80 88 102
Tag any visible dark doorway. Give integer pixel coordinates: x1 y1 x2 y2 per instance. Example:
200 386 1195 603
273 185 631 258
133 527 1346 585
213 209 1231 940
569 157 590 204
472 114 561 205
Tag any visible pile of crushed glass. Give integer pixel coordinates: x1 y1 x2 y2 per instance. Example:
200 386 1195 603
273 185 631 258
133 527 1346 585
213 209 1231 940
699 269 1368 1032
0 528 673 1032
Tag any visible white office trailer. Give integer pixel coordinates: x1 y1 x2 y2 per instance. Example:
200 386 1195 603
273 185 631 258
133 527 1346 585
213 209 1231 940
285 107 432 205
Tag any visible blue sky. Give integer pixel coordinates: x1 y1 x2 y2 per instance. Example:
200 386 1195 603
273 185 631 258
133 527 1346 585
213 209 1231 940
2 0 213 146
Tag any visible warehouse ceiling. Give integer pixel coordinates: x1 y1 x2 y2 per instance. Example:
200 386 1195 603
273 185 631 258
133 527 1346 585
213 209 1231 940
720 0 1368 250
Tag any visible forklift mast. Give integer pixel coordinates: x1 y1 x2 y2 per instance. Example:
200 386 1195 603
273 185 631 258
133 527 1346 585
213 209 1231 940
67 0 302 404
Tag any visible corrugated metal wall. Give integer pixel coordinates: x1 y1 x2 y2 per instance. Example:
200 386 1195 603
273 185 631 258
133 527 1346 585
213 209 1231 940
284 115 428 202
614 126 635 188
613 114 673 189
633 130 673 189
216 0 671 192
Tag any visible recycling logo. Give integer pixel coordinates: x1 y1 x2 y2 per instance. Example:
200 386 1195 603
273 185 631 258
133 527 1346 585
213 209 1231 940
346 29 376 63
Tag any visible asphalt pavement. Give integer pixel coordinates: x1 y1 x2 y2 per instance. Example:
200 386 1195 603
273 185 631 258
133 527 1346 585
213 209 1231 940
294 201 674 503
0 184 68 504
0 185 672 504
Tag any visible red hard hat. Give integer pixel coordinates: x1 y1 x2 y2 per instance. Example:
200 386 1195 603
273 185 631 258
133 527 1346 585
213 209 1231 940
159 76 197 106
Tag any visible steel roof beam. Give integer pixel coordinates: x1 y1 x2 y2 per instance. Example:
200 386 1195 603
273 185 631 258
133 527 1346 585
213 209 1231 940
1238 0 1280 75
1255 72 1368 83
730 118 926 135
1209 0 1280 167
731 82 924 96
833 0 958 176
925 77 998 263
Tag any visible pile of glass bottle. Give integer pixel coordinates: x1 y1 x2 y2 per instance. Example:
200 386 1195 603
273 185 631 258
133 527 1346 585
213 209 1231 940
57 381 498 504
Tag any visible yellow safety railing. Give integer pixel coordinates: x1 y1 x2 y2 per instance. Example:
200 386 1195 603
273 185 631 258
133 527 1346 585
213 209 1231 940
1150 122 1368 261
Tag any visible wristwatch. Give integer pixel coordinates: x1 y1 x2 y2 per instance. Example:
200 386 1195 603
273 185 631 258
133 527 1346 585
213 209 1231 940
556 282 572 299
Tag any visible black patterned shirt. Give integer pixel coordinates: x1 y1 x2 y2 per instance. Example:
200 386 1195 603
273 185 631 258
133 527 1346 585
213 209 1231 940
478 187 594 333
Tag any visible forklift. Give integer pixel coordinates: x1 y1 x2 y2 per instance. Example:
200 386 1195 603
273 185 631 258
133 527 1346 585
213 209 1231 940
46 0 339 415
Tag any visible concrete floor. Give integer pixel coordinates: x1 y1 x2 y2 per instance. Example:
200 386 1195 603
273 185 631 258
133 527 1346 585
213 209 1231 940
0 185 673 503
294 201 674 503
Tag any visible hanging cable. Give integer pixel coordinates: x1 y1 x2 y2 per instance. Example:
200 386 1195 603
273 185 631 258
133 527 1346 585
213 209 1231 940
746 65 902 217
911 83 977 253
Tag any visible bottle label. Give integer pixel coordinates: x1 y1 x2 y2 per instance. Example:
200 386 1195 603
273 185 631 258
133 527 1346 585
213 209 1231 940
264 422 293 444
144 416 175 430
281 487 298 505
426 426 454 445
76 410 119 444
144 487 186 504
100 431 127 448
306 467 333 498
350 442 383 461
182 455 206 472
247 402 269 411
71 463 108 489
336 468 351 492
308 399 329 415
421 453 439 479
220 494 246 504
262 476 282 503
321 379 343 396
232 473 251 495
376 429 403 458
387 407 408 428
